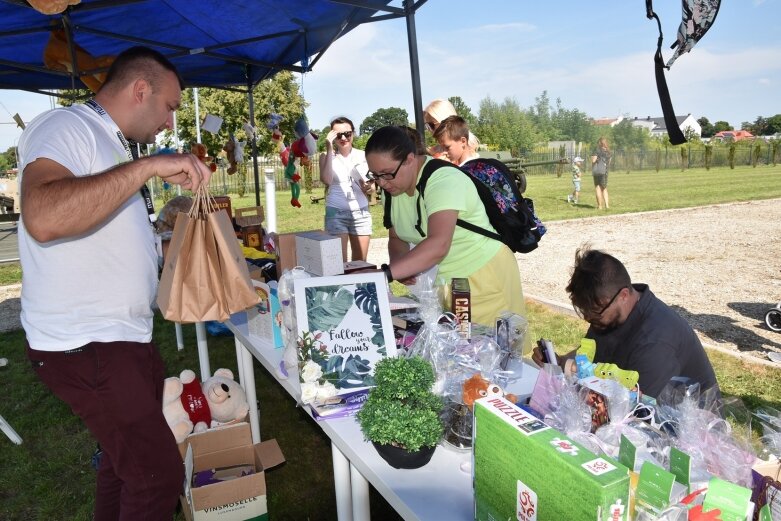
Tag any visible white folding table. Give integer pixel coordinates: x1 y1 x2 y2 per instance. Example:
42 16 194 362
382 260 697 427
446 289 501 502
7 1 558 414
224 312 539 521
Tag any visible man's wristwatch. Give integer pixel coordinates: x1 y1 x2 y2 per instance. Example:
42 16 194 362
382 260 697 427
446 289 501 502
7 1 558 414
380 263 394 283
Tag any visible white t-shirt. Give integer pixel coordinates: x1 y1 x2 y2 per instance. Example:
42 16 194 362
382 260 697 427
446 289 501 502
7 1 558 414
18 104 158 351
325 148 369 211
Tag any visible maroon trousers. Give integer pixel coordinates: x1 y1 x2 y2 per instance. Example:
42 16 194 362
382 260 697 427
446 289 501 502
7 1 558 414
27 340 184 521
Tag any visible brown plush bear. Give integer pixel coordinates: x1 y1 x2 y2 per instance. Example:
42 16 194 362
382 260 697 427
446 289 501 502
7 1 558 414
462 373 518 410
42 27 115 93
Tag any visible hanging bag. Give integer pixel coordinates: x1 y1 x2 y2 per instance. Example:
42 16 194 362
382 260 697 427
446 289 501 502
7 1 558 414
157 185 259 322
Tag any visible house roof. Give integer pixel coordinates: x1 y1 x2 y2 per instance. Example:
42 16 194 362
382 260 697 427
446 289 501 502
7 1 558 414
630 115 692 132
714 130 754 139
593 117 621 126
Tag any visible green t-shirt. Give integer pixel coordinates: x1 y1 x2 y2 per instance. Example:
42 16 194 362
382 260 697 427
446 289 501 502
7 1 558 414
390 157 501 281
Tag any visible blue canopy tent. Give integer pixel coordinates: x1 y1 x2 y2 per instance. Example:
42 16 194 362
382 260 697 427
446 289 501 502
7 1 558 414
0 0 429 205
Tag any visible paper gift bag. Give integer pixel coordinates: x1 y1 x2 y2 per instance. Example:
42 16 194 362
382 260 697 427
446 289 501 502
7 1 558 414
158 186 259 322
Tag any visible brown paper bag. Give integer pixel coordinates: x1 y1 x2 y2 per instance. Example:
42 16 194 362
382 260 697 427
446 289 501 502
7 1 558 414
157 186 259 323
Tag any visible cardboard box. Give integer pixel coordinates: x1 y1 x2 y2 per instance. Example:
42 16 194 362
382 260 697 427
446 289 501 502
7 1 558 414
181 423 285 521
234 206 264 227
295 231 344 276
240 225 264 250
474 396 630 521
274 232 299 276
211 195 232 219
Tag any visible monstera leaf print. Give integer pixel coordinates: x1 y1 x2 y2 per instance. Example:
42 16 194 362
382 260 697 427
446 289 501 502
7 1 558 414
324 354 375 388
305 285 355 332
354 282 386 353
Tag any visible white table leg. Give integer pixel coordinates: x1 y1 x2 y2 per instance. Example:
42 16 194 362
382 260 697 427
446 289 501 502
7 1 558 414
332 443 353 521
236 337 260 444
195 322 210 380
350 462 370 521
0 414 22 445
175 322 184 351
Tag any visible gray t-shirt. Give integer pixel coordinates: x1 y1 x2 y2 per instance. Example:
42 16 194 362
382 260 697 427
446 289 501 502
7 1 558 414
587 284 718 398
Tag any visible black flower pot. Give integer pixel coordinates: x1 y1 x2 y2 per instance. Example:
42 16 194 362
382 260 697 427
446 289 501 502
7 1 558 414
372 441 436 469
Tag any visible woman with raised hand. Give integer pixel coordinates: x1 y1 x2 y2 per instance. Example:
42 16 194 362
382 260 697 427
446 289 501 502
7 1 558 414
591 136 612 210
319 116 374 261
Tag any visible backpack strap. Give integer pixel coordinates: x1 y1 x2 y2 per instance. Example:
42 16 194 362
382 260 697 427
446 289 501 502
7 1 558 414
413 158 452 237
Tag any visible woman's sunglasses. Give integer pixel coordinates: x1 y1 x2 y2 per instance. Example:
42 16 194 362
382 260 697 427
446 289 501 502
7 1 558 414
335 131 353 140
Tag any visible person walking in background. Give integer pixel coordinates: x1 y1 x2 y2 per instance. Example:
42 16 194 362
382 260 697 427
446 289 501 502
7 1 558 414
591 137 611 210
423 98 479 159
365 125 526 327
568 156 583 204
18 46 212 520
318 116 374 261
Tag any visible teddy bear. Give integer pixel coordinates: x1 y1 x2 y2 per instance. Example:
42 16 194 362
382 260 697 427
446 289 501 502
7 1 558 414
43 27 115 93
222 134 245 175
162 368 250 443
462 373 518 410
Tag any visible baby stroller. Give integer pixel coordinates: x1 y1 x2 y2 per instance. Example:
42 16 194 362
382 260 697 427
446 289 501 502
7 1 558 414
766 302 781 333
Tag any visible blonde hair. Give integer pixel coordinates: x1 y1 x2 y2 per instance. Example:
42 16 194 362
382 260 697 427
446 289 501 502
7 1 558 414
424 98 481 150
423 99 458 124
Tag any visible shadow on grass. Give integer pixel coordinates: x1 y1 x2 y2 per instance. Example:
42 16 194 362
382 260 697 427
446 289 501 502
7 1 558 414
671 304 781 354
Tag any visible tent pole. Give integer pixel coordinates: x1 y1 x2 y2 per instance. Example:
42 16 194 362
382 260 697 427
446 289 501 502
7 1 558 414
194 88 202 143
403 0 425 138
247 81 261 208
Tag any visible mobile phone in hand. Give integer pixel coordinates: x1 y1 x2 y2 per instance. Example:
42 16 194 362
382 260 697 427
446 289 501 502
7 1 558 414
537 338 557 365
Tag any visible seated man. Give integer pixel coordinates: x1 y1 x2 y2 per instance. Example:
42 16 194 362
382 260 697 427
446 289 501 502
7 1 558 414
533 247 719 398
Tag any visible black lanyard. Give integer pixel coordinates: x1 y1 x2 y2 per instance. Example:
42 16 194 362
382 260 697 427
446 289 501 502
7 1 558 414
85 99 156 225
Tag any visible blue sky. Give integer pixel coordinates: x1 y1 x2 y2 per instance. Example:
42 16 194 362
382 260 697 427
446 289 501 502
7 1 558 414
1 0 780 151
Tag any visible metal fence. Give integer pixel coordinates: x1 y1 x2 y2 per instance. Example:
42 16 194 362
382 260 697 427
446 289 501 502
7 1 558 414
512 142 780 176
146 142 780 199
147 155 328 199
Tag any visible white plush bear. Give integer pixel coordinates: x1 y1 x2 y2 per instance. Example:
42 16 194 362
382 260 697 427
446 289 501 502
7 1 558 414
162 368 250 443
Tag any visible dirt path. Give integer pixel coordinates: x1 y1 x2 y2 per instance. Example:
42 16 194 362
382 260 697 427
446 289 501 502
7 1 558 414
367 198 781 361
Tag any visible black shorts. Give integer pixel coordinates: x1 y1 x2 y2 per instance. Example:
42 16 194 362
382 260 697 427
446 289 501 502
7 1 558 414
593 174 608 189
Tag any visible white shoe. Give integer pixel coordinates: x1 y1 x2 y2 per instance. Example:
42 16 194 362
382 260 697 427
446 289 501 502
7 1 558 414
566 195 572 203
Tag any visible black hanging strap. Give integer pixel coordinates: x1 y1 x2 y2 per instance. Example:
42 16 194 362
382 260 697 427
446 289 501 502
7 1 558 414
646 1 687 146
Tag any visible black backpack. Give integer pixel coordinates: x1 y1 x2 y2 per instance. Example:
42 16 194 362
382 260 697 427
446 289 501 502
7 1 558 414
383 158 544 254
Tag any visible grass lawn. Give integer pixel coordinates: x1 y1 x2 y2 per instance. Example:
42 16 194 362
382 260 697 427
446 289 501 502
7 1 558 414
1 302 780 520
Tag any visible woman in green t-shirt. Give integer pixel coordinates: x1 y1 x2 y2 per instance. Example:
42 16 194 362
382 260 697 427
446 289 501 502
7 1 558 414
364 125 525 327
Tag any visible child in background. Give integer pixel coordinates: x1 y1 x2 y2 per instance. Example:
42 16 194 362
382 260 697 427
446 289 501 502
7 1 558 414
567 156 583 204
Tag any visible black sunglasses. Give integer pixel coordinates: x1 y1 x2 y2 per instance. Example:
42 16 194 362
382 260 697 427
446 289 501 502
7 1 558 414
368 158 404 181
424 121 438 133
577 286 627 320
335 131 353 140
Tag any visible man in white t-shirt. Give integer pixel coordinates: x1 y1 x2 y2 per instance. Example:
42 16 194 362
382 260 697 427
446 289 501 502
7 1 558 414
18 46 211 520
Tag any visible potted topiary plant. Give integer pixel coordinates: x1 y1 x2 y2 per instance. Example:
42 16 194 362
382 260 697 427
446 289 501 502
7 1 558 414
356 355 444 469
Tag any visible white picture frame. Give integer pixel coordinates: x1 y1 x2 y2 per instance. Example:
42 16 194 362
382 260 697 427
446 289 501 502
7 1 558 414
294 272 396 394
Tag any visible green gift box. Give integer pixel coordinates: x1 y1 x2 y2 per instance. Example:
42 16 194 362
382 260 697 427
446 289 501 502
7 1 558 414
474 396 630 521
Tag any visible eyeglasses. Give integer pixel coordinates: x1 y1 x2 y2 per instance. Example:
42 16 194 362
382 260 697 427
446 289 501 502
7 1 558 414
335 131 353 140
424 121 438 133
368 158 405 181
576 286 627 320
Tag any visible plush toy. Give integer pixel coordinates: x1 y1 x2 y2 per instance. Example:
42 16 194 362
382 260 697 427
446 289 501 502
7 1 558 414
43 27 115 93
191 143 217 173
222 134 245 175
462 374 518 410
162 368 249 443
565 338 640 391
28 0 80 15
272 130 302 208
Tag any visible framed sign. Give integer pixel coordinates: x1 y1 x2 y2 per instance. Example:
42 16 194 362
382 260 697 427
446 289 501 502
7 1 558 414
294 272 396 395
